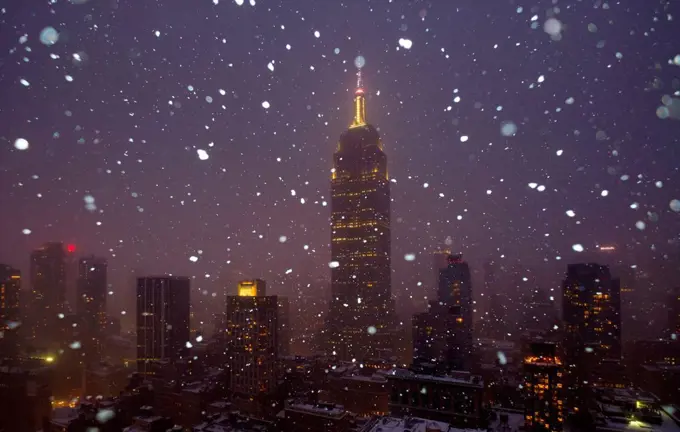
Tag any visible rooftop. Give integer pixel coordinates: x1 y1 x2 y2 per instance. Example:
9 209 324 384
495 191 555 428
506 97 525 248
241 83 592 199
286 402 347 418
360 415 484 432
387 368 483 388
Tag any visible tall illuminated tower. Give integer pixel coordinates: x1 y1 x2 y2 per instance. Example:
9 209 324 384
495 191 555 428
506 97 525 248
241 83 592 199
326 68 393 360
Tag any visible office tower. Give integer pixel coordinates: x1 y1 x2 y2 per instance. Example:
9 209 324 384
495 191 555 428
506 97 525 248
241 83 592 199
226 280 278 414
669 287 680 339
523 341 564 432
326 69 393 360
0 265 21 358
412 254 473 371
136 276 191 375
64 243 78 313
30 242 67 348
77 256 108 359
433 248 452 290
562 263 621 411
278 296 291 357
523 287 558 336
438 254 473 348
562 263 622 360
413 304 467 371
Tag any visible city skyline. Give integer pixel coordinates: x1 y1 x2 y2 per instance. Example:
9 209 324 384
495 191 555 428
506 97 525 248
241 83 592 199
1 1 679 333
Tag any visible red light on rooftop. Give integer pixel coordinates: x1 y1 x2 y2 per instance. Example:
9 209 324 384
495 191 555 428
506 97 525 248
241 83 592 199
355 88 365 95
66 244 76 253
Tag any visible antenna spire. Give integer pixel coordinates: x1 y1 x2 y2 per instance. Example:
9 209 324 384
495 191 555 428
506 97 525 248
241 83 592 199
351 64 366 128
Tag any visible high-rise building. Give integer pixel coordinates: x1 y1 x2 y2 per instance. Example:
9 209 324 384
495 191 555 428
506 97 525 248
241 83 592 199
77 256 108 359
412 254 474 371
136 276 190 375
29 242 67 348
562 263 621 411
413 303 467 371
226 279 278 414
0 265 21 358
523 341 564 431
438 255 473 355
326 69 393 360
278 296 291 357
668 287 680 339
562 263 622 360
433 249 452 290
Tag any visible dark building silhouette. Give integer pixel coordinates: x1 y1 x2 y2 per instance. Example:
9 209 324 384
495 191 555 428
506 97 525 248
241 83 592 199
77 255 108 359
278 296 291 357
29 242 67 349
669 286 680 339
412 254 473 371
432 249 452 291
226 279 278 415
136 276 190 375
0 264 21 358
522 341 564 432
326 70 394 360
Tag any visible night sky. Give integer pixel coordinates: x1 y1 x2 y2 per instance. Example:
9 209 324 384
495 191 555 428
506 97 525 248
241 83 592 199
1 0 679 328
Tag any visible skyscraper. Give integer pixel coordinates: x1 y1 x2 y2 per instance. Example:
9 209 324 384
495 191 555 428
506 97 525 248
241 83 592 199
326 69 393 360
226 280 278 414
523 341 564 432
30 242 67 349
562 263 621 410
562 263 622 360
438 254 473 348
0 265 21 358
136 276 190 375
433 249 452 290
412 254 474 371
77 255 108 359
669 287 680 339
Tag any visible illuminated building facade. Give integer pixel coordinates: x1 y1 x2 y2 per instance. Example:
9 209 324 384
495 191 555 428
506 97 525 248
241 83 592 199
326 69 393 360
562 263 622 360
30 242 67 348
136 276 190 375
226 279 278 414
523 341 564 432
77 255 108 359
0 264 21 357
562 263 621 411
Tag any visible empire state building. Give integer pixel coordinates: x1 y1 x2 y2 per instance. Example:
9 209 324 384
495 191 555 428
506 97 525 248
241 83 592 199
326 70 394 360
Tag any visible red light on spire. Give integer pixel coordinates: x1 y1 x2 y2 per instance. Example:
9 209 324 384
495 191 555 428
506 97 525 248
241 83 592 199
66 244 76 253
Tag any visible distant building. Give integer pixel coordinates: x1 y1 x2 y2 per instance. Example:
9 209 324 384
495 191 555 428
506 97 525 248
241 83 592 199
413 303 467 371
30 242 67 348
226 279 278 415
668 287 680 339
562 263 622 411
522 341 564 432
386 368 486 429
278 296 291 357
281 402 355 432
413 254 473 371
433 249 452 290
136 276 191 375
77 256 108 359
0 264 21 358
